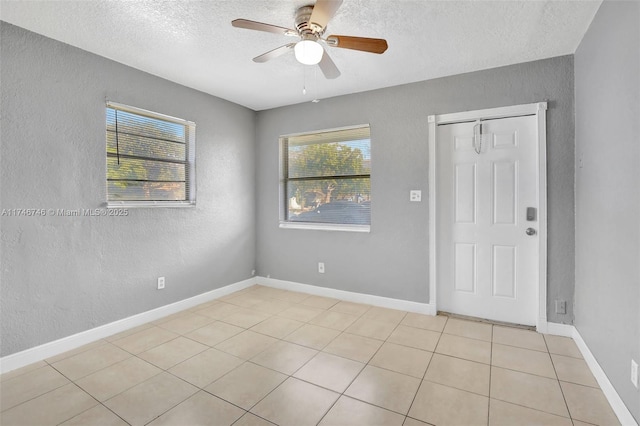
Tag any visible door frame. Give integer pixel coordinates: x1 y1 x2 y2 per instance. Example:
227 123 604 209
427 102 548 331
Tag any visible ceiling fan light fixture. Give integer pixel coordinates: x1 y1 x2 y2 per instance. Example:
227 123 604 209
294 39 323 65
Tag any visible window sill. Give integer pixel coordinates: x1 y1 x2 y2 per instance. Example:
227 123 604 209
106 201 196 209
279 222 370 233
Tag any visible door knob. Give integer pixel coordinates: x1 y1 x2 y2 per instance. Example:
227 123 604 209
526 228 537 236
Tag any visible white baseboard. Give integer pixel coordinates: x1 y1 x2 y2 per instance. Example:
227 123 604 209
546 323 638 426
0 278 257 374
256 276 435 315
545 321 575 337
2 277 635 426
571 327 638 426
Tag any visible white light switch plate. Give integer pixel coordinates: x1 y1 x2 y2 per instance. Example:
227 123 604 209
410 190 422 202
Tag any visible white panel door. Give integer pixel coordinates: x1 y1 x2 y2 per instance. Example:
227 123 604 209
437 115 539 325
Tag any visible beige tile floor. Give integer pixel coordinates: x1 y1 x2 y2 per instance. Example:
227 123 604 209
0 285 621 426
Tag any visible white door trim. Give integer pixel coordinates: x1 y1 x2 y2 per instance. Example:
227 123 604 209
428 102 548 331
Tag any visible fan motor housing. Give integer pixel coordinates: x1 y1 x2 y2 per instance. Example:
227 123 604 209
295 5 324 36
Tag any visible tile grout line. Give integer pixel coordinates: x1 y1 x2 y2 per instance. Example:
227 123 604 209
239 305 421 423
43 362 133 426
75 290 279 424
0 365 71 414
6 300 431 424
134 297 281 424
192 294 342 425
2 286 612 426
546 335 576 424
403 315 449 424
487 324 494 426
300 307 406 425
486 333 576 423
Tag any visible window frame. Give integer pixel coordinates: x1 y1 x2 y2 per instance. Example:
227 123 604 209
105 101 196 208
279 124 371 233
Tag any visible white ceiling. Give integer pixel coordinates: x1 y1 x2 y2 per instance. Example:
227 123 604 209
1 0 601 111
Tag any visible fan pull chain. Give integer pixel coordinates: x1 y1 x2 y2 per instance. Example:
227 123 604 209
302 64 307 95
312 66 320 103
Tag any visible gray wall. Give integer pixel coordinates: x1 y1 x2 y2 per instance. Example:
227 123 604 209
0 22 257 357
1 20 581 359
574 1 640 421
256 56 576 324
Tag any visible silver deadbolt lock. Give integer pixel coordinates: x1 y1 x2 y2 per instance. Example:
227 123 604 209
526 228 537 236
526 207 536 221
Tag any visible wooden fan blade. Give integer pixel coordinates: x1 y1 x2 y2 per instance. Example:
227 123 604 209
318 50 341 79
232 19 297 36
309 0 343 32
326 35 388 54
253 43 296 63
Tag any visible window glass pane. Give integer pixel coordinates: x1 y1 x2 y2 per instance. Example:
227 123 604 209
107 132 186 162
106 108 185 144
287 127 370 146
107 181 186 201
288 139 371 178
107 157 185 183
106 104 194 204
283 125 371 227
287 178 370 225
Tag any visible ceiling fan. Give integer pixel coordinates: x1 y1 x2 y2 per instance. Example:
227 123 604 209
232 0 388 79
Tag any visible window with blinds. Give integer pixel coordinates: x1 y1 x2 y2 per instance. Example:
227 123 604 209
282 125 371 228
106 102 196 206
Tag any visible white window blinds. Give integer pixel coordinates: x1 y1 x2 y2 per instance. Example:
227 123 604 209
282 125 371 226
106 102 196 205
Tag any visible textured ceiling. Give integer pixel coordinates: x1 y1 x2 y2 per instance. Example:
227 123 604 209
0 0 601 111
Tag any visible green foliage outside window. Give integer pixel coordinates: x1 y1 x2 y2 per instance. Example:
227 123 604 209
283 126 371 225
106 104 194 203
288 141 370 207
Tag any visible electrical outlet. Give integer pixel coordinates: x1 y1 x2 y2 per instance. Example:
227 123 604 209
555 300 566 314
632 359 638 388
410 190 422 202
157 277 165 290
318 262 325 274
251 269 256 276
